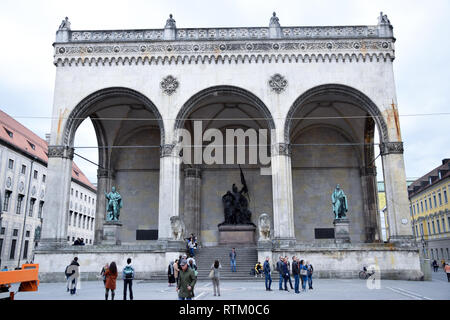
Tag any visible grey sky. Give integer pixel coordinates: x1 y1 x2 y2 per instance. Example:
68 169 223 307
0 0 449 183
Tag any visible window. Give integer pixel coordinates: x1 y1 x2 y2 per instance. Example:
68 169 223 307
78 215 81 228
42 174 46 183
16 195 24 214
421 201 424 212
38 201 44 219
425 200 428 211
415 225 418 237
409 206 412 216
438 193 442 206
80 192 83 199
420 223 424 236
4 127 13 138
13 229 18 237
437 220 441 234
3 191 11 212
68 211 72 226
33 170 38 179
429 197 432 209
21 165 26 174
427 222 431 235
8 159 14 169
71 188 73 196
442 218 446 233
433 195 437 207
0 238 3 257
27 141 35 150
9 239 17 259
444 189 448 203
0 227 5 235
29 198 35 217
23 240 29 259
432 221 436 234
72 237 75 242
84 195 87 201
76 190 78 198
25 230 30 237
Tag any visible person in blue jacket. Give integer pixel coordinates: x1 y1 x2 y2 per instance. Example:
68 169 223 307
263 256 272 291
299 259 308 292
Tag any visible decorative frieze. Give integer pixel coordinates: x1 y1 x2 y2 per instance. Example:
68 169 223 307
272 143 292 157
268 73 287 94
47 145 75 160
380 142 404 155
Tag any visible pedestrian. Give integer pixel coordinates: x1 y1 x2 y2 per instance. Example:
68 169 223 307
292 256 300 294
188 237 196 257
210 260 221 296
122 258 134 300
100 263 109 286
254 261 263 278
177 259 197 300
285 256 294 290
105 261 118 300
168 261 176 287
441 259 446 270
444 263 450 282
281 258 289 291
263 256 272 291
276 256 283 290
306 261 314 289
67 257 80 295
188 257 198 277
174 259 180 285
299 259 308 292
432 260 438 272
229 248 237 272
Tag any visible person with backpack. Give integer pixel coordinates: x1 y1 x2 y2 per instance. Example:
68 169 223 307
122 258 135 300
65 257 80 295
105 261 118 300
306 261 314 290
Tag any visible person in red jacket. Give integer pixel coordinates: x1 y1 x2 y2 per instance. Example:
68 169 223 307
105 261 118 300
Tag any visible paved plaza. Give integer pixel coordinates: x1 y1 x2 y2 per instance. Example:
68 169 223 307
12 271 449 300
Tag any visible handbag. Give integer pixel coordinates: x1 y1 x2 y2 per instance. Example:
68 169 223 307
208 270 214 278
300 268 307 276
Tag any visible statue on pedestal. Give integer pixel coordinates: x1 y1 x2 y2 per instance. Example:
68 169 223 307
105 186 122 221
58 17 71 30
269 12 280 27
332 184 348 219
258 213 271 241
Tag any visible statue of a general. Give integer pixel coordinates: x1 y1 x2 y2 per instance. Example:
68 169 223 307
105 186 122 221
332 184 348 219
219 183 253 226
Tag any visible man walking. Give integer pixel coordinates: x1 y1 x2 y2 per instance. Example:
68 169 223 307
276 256 283 290
285 256 294 290
177 259 197 300
292 256 300 294
229 248 237 272
280 258 289 292
123 258 135 300
263 256 272 291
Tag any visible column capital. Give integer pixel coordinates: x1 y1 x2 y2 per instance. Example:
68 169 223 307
47 145 74 160
380 141 404 156
271 143 291 157
160 143 176 158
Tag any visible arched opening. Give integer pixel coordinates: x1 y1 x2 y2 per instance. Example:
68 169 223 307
176 86 275 246
285 84 387 243
65 87 164 244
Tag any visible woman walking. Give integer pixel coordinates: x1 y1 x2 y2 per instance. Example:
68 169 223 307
105 261 118 300
168 261 176 287
299 260 308 292
174 259 180 285
210 260 222 296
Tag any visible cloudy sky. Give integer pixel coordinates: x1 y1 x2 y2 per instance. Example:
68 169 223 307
0 0 449 183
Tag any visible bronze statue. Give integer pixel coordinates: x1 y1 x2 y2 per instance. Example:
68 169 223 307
332 184 348 219
219 183 253 226
105 186 122 221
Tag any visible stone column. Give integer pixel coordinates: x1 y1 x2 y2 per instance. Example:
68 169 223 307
271 143 295 243
360 166 381 242
94 168 112 244
380 142 413 243
183 167 202 240
158 144 181 240
39 146 74 248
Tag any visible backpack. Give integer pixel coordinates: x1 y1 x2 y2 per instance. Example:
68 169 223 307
124 265 134 279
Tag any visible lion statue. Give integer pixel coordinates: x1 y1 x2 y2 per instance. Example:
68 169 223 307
258 213 271 241
170 216 185 241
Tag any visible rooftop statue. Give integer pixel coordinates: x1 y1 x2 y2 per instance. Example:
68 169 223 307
58 17 71 30
165 14 176 28
332 184 348 220
105 186 122 221
269 12 280 27
378 11 390 24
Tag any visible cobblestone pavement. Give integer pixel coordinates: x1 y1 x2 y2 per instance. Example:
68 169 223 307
13 271 449 300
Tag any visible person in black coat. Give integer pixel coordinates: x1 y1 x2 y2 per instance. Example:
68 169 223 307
280 258 289 291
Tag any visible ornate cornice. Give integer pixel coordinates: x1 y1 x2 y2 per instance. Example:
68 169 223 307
48 145 74 160
54 39 395 66
271 143 292 157
380 142 404 156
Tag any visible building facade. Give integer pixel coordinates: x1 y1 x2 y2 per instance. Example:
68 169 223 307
0 110 96 269
408 159 450 262
35 13 422 281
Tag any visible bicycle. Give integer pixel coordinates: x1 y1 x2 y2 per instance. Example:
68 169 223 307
359 266 375 280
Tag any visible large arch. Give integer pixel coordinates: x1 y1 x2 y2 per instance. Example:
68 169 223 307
63 87 165 147
284 84 388 145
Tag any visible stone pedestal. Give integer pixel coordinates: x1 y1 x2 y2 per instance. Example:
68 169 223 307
103 220 122 245
218 225 256 245
333 218 350 244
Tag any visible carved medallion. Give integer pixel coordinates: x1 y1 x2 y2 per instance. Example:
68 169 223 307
268 74 287 94
160 75 179 95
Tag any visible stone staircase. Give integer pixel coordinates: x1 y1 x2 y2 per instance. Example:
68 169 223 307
194 245 262 280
